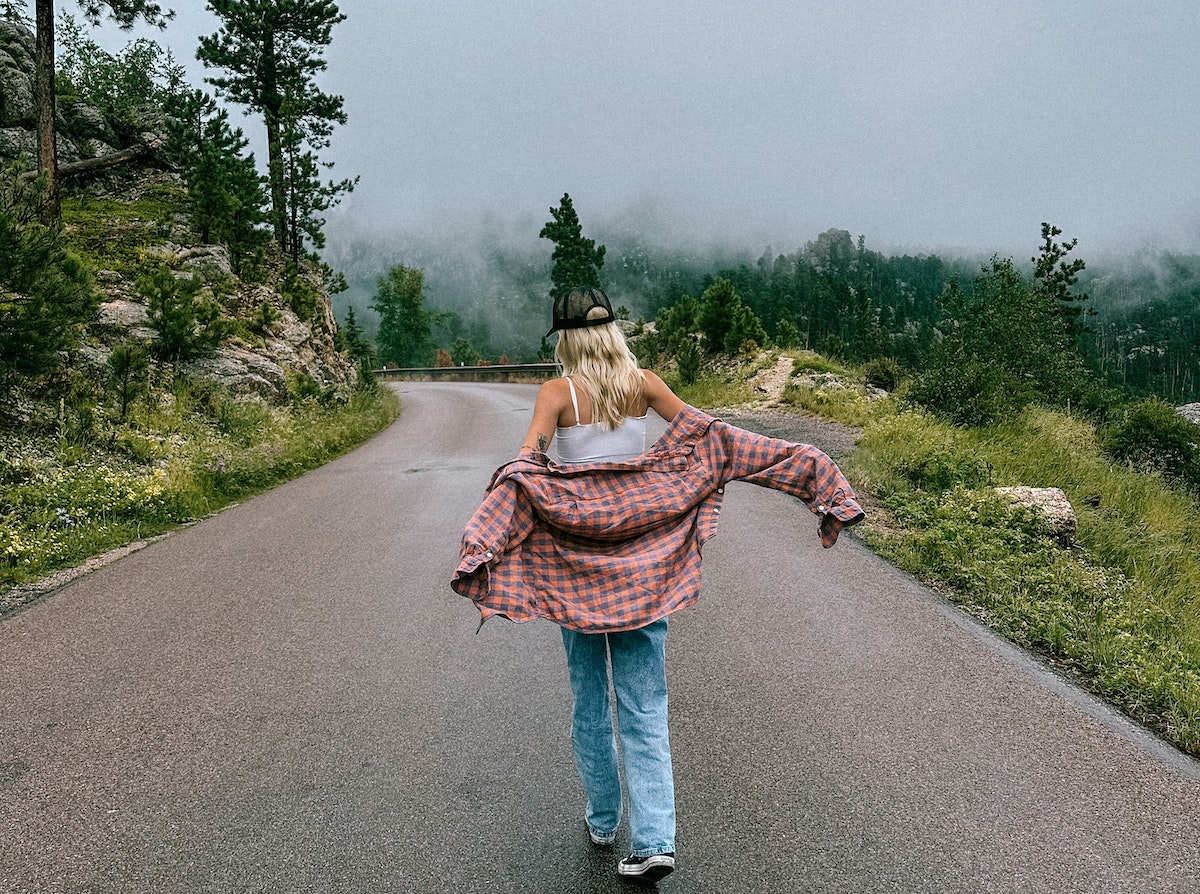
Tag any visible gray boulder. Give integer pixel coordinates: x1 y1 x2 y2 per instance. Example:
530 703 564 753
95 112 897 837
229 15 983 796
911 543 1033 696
0 125 35 159
1176 403 1200 425
0 58 35 128
995 486 1077 545
182 348 289 404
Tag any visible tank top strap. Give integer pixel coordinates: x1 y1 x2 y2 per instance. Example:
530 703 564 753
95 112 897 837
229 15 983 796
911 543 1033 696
563 376 581 425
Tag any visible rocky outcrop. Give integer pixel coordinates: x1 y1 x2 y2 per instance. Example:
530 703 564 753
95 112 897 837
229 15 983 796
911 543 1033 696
793 370 889 402
89 242 355 403
995 486 1077 545
1 20 141 167
2 20 354 403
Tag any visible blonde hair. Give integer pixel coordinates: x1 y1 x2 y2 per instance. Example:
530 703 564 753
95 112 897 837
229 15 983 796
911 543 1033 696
554 308 643 429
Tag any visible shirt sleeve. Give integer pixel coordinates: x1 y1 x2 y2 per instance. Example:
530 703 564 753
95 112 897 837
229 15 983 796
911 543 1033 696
710 420 865 547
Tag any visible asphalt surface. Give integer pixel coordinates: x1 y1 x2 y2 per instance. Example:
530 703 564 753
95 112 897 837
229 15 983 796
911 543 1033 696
2 381 1199 893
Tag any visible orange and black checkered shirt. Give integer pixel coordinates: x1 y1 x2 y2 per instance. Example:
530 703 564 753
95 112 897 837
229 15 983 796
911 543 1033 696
452 405 864 632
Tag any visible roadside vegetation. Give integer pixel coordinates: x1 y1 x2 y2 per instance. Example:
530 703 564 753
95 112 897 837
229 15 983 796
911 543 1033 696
660 352 1200 758
0 165 397 607
0 384 398 599
1 11 392 611
849 404 1200 756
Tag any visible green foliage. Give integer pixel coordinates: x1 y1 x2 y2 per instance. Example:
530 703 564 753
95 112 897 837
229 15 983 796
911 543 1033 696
279 267 322 321
654 294 698 355
137 265 223 362
674 337 701 386
775 318 803 348
855 410 990 494
60 189 183 274
781 378 881 428
850 405 1200 755
662 370 754 409
908 257 1089 426
56 13 172 141
277 88 357 262
338 305 373 363
1083 253 1200 403
539 193 606 298
1032 222 1091 341
371 263 450 367
863 357 902 392
0 163 96 406
696 278 766 355
251 299 279 334
451 337 481 367
1099 398 1200 488
198 0 351 258
77 1 172 29
163 84 270 274
106 342 149 421
0 385 399 595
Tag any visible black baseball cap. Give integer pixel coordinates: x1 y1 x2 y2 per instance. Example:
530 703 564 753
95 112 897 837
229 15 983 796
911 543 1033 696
546 287 615 337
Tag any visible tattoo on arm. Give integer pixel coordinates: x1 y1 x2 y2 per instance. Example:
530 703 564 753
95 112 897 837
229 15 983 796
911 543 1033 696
537 434 549 452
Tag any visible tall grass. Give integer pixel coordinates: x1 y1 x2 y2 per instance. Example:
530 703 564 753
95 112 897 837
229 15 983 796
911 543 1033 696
848 405 1200 755
1 386 400 598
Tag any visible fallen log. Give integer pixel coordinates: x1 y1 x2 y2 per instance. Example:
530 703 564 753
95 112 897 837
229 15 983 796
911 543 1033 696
20 144 154 182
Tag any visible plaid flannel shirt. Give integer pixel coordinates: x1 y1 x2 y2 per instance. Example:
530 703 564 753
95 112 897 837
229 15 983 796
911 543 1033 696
451 405 864 633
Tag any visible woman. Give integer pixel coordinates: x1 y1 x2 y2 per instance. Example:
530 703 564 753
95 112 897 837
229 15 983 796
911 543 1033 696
456 286 862 881
519 286 683 883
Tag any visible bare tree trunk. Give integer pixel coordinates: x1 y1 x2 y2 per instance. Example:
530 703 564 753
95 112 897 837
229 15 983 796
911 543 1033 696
261 29 287 251
34 0 59 221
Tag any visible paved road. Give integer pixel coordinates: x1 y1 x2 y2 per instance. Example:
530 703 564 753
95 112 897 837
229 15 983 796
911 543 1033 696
2 381 1199 893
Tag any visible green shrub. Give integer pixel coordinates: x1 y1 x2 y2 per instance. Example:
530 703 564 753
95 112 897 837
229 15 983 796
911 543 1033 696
855 410 990 493
849 404 1200 755
1099 398 1200 489
863 357 903 392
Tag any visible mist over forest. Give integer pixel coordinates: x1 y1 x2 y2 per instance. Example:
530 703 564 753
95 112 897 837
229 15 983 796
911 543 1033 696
324 203 773 360
325 198 1200 405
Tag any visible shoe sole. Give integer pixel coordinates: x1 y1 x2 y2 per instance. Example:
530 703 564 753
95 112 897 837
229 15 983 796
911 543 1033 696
590 832 617 846
618 858 675 883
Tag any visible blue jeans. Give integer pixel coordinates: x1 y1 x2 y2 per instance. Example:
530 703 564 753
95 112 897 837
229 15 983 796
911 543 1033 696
560 619 676 857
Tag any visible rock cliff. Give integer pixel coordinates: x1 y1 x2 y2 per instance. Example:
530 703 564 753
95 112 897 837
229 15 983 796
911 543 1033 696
0 20 124 164
1 19 355 404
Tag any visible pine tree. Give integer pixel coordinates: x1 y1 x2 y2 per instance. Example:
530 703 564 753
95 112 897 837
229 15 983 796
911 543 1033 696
0 161 95 407
1032 222 1092 341
197 0 352 259
164 81 269 274
340 304 373 363
538 193 605 299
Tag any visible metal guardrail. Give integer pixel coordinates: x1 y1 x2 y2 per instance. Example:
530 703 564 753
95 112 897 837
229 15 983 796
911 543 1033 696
373 363 559 383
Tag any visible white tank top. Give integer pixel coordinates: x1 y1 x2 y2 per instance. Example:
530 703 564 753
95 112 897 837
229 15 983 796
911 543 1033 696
555 377 647 463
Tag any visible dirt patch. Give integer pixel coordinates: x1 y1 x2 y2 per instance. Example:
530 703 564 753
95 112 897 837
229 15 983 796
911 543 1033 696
703 405 861 460
746 354 797 405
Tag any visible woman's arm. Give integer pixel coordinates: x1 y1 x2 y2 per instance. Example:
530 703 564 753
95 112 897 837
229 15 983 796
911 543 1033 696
519 379 569 456
642 369 686 422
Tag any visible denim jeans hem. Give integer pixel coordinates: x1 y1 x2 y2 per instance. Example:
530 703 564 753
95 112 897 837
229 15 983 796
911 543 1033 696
630 845 675 858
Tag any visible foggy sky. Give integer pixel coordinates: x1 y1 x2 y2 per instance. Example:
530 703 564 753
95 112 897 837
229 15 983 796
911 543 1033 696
98 0 1200 257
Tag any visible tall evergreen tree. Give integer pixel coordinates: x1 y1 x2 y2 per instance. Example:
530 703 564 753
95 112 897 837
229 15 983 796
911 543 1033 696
539 193 605 299
197 0 351 259
32 1 172 220
1032 222 1092 341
